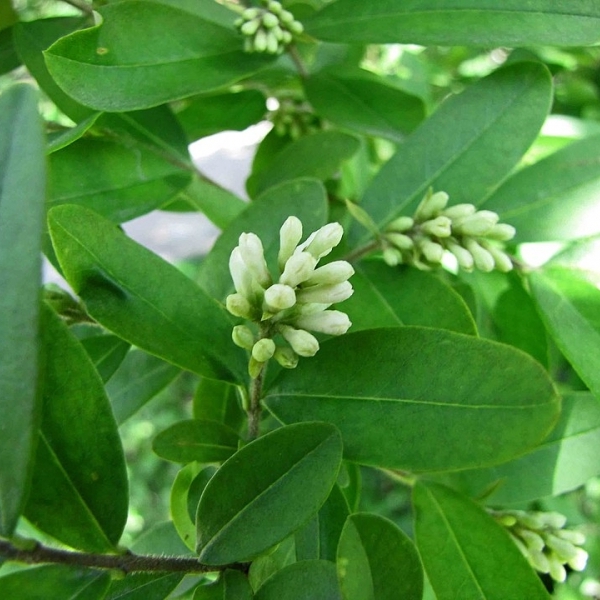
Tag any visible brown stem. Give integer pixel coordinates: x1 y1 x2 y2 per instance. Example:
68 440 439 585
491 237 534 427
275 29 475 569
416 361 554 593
343 240 380 264
288 45 309 79
247 368 265 440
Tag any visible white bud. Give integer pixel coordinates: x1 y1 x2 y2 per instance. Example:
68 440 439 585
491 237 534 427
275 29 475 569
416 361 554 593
485 244 513 272
555 529 586 546
545 534 578 562
518 529 545 552
294 310 352 335
254 28 268 52
281 30 293 44
296 302 331 315
229 247 256 299
528 550 551 574
383 247 403 266
279 251 317 287
279 325 319 357
548 555 567 583
241 18 261 36
418 239 444 263
226 293 254 319
279 216 303 270
252 338 276 362
536 511 567 529
511 510 545 530
279 9 295 24
296 281 353 305
297 222 344 259
441 203 476 220
232 325 255 350
567 547 588 571
266 30 279 54
274 346 298 369
262 11 279 28
271 24 284 41
386 232 414 251
242 7 261 19
415 190 449 221
420 216 452 238
464 238 494 272
387 216 414 232
239 233 271 288
267 1 282 15
453 210 499 237
304 261 354 286
486 222 516 241
263 283 296 311
446 240 474 271
289 20 304 34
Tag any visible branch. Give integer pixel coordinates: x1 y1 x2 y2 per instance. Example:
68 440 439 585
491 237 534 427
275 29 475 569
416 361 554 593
0 540 248 575
288 45 309 79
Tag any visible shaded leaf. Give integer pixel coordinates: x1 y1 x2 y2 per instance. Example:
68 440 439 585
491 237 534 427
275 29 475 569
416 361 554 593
193 378 245 433
194 569 254 600
79 333 131 383
106 573 183 600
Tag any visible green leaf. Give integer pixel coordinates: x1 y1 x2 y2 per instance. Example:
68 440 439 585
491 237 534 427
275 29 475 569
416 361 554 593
106 573 184 600
44 1 274 111
254 560 341 600
481 134 600 242
79 333 131 383
25 305 128 552
153 419 240 463
0 84 45 536
0 28 20 75
131 521 193 556
47 113 101 154
264 328 560 472
107 349 181 425
349 62 552 246
529 265 600 400
304 69 425 141
194 569 254 600
193 378 245 433
48 204 247 384
413 481 550 600
197 178 328 301
196 422 343 565
248 536 296 592
247 132 360 197
343 261 477 335
306 1 600 46
0 0 17 28
337 513 423 600
447 392 600 504
0 565 110 600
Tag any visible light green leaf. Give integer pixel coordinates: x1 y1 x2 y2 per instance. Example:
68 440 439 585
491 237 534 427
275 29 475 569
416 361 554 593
413 481 550 600
248 536 296 592
171 463 204 551
196 423 343 565
247 132 360 197
482 134 600 242
47 113 101 154
529 265 600 400
78 332 131 383
349 62 552 246
25 305 128 552
48 204 247 383
254 560 341 600
264 328 560 472
106 573 184 600
304 69 425 141
306 1 600 46
337 513 423 600
44 1 274 111
131 521 193 556
0 565 110 600
194 569 254 600
197 178 328 301
193 378 245 433
343 261 477 335
0 84 45 536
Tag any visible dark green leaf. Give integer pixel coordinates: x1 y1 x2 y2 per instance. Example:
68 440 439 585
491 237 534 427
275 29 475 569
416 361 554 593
194 570 254 600
44 1 274 111
48 204 247 383
482 134 600 242
304 69 425 141
107 573 183 600
196 423 343 565
349 62 552 246
248 536 296 592
79 333 131 383
0 565 110 600
343 261 477 335
254 560 341 600
306 1 600 46
197 178 328 301
25 305 128 552
413 481 550 600
0 28 20 75
0 84 45 536
193 378 245 433
247 132 359 197
337 513 423 600
131 521 194 556
264 328 560 472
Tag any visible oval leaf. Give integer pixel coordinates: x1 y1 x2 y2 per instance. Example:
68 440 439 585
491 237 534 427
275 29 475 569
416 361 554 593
196 422 343 565
413 481 550 600
194 569 254 600
264 328 560 472
48 204 246 383
106 573 183 600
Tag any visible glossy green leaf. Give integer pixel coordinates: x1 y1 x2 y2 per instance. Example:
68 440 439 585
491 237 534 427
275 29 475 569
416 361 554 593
106 573 183 600
194 570 254 600
79 333 131 383
153 419 240 463
25 305 128 551
131 520 193 556
482 134 600 242
304 69 425 141
0 565 110 600
193 378 245 433
47 113 101 154
44 1 273 111
306 1 600 46
264 328 560 472
413 482 550 600
0 27 20 75
349 62 552 246
0 84 45 536
255 560 341 600
343 261 477 335
197 178 328 301
196 422 343 565
171 463 203 551
337 513 423 600
247 132 360 197
48 204 246 383
530 266 600 400
448 392 600 504
107 349 181 425
249 536 296 592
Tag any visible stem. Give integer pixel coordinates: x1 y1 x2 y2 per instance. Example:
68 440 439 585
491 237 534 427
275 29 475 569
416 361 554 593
343 240 380 264
381 469 417 488
0 540 248 575
248 368 265 440
288 45 309 79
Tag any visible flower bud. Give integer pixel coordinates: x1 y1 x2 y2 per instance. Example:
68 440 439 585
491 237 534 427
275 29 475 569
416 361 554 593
441 203 476 220
281 30 293 44
279 325 319 357
418 239 444 263
420 216 452 238
294 310 352 335
415 190 449 221
304 261 354 286
248 356 265 379
383 247 402 266
266 30 279 54
485 244 513 272
274 345 299 369
545 534 578 562
267 1 282 14
446 240 474 271
518 529 545 552
453 210 499 237
296 302 331 315
254 28 268 52
279 9 295 24
528 550 551 574
241 18 261 35
486 222 516 241
242 7 261 19
226 293 254 318
555 529 586 546
262 11 279 28
386 232 414 251
387 216 414 232
289 20 304 34
239 233 271 288
464 238 494 272
296 281 353 304
298 222 344 259
548 555 567 583
537 511 567 529
279 216 303 270
252 338 276 362
567 547 588 571
279 251 317 287
232 325 255 350
263 283 296 312
229 247 256 299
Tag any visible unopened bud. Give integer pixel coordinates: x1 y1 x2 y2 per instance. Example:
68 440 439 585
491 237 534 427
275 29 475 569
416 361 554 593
279 216 303 270
304 261 354 286
528 550 551 574
567 547 588 571
294 310 352 335
548 555 567 583
386 232 414 251
447 240 474 271
281 30 293 44
254 28 268 52
267 1 282 14
485 244 513 272
418 239 444 263
241 18 261 36
289 20 304 34
518 529 545 552
262 11 279 28
226 293 254 319
229 248 256 300
464 238 494 272
453 210 499 237
420 216 452 238
555 529 586 546
279 325 319 357
232 325 255 350
441 203 476 220
266 30 279 54
298 222 344 259
545 534 578 562
537 511 567 529
415 190 449 221
279 9 295 24
280 251 316 287
383 247 402 266
264 283 296 311
274 345 299 368
242 7 261 19
252 338 276 362
248 356 265 379
239 233 271 288
387 216 414 232
486 222 516 241
296 281 353 304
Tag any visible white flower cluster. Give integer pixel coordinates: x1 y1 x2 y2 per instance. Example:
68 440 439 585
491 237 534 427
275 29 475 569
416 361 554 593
235 1 303 55
491 509 588 582
226 217 354 377
382 189 516 272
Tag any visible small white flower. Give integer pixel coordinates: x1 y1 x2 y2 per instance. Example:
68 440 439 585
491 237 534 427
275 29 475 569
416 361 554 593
296 281 354 304
239 232 271 288
229 247 257 300
279 251 316 287
304 261 354 286
297 222 344 259
279 325 319 357
294 310 352 335
278 216 303 270
263 283 296 312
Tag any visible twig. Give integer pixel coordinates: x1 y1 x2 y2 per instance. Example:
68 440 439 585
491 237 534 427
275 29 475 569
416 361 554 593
288 44 309 79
